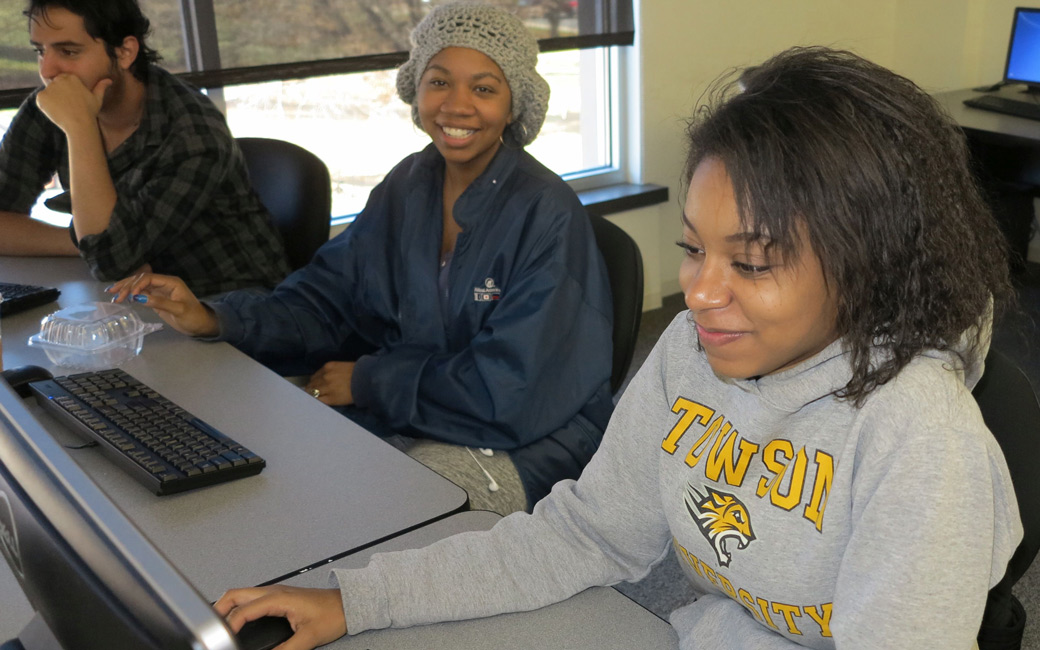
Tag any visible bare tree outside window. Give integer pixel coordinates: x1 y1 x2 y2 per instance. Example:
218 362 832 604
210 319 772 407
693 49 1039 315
209 0 576 67
138 0 188 71
0 7 38 91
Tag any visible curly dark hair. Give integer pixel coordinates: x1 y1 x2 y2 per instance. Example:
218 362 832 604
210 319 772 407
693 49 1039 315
683 46 1014 406
25 0 161 82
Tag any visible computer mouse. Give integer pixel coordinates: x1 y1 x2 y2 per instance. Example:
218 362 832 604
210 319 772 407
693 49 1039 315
1 365 54 398
235 615 294 650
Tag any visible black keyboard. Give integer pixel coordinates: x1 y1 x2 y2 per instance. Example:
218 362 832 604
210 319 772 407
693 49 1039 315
963 94 1040 121
29 368 266 495
0 281 60 318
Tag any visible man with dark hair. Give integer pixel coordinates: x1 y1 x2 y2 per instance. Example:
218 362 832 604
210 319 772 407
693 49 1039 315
0 0 290 296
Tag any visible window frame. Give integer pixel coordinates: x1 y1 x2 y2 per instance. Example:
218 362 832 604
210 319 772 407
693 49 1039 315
1 0 633 105
560 44 625 193
1 0 634 222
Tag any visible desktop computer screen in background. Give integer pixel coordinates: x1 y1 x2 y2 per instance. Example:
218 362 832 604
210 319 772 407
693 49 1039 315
1005 8 1040 86
0 379 238 650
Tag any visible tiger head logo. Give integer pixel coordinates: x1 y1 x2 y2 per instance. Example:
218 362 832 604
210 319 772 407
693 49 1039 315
685 484 755 567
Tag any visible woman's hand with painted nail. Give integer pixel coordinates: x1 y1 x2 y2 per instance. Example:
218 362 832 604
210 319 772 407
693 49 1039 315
105 273 219 337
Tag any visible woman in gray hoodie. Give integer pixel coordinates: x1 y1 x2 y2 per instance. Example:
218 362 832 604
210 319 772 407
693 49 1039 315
214 46 1021 650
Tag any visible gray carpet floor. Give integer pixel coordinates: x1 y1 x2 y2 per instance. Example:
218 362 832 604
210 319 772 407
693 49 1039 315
613 263 1040 649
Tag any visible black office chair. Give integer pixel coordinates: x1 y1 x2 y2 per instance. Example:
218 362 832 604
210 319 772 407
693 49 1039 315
588 213 644 394
237 137 332 271
974 347 1040 650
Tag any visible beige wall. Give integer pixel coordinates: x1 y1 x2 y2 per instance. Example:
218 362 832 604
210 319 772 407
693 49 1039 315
893 0 1023 92
620 0 1024 309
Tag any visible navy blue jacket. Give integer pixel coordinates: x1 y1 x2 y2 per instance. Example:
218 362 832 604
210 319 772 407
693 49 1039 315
212 144 615 504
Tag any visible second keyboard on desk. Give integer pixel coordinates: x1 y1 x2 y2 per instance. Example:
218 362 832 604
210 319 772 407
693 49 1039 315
30 368 266 495
0 281 60 317
963 94 1040 121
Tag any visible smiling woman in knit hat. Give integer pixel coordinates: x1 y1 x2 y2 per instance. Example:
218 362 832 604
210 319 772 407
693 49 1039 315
396 2 550 148
395 2 551 209
111 2 615 521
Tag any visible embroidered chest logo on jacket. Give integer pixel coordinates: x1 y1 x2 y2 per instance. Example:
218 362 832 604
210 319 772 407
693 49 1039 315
473 277 501 302
686 484 756 567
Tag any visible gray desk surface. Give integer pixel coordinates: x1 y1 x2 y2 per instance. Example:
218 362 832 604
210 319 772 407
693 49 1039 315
934 86 1040 144
0 257 468 638
282 510 680 650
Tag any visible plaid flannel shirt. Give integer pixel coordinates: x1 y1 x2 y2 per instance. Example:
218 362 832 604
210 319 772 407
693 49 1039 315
0 66 290 296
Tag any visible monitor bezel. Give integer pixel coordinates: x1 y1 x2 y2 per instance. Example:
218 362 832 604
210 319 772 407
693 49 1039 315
1003 7 1040 87
0 381 237 650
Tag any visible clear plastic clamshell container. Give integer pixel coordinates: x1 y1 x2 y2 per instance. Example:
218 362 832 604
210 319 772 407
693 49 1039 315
28 302 162 370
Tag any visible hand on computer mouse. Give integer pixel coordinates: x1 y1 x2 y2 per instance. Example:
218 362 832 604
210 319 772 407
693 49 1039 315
235 615 295 650
215 585 346 650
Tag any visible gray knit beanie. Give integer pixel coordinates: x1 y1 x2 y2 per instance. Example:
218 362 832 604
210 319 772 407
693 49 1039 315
396 2 550 148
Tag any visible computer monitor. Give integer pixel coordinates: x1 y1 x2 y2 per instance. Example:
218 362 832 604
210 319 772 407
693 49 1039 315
1004 7 1040 88
0 380 238 650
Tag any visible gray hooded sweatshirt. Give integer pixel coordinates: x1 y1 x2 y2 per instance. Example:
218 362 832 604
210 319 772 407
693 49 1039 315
333 312 1021 649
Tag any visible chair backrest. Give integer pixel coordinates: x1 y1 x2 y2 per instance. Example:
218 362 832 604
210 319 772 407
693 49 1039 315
588 213 644 394
974 347 1040 588
237 137 332 271
973 347 1040 646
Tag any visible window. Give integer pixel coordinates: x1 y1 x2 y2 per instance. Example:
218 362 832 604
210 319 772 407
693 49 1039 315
224 46 619 220
137 0 188 71
1 0 632 221
0 10 37 94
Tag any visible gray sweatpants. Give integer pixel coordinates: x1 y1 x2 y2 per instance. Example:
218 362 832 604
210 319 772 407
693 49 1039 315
383 435 529 515
284 377 531 515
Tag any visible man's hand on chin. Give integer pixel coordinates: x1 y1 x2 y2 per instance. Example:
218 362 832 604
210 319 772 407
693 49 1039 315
36 74 112 134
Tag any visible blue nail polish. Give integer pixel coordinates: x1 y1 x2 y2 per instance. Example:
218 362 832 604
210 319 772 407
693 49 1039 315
131 294 148 304
104 284 114 291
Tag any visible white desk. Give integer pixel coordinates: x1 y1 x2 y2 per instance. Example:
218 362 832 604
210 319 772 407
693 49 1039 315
0 257 468 639
281 510 681 650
